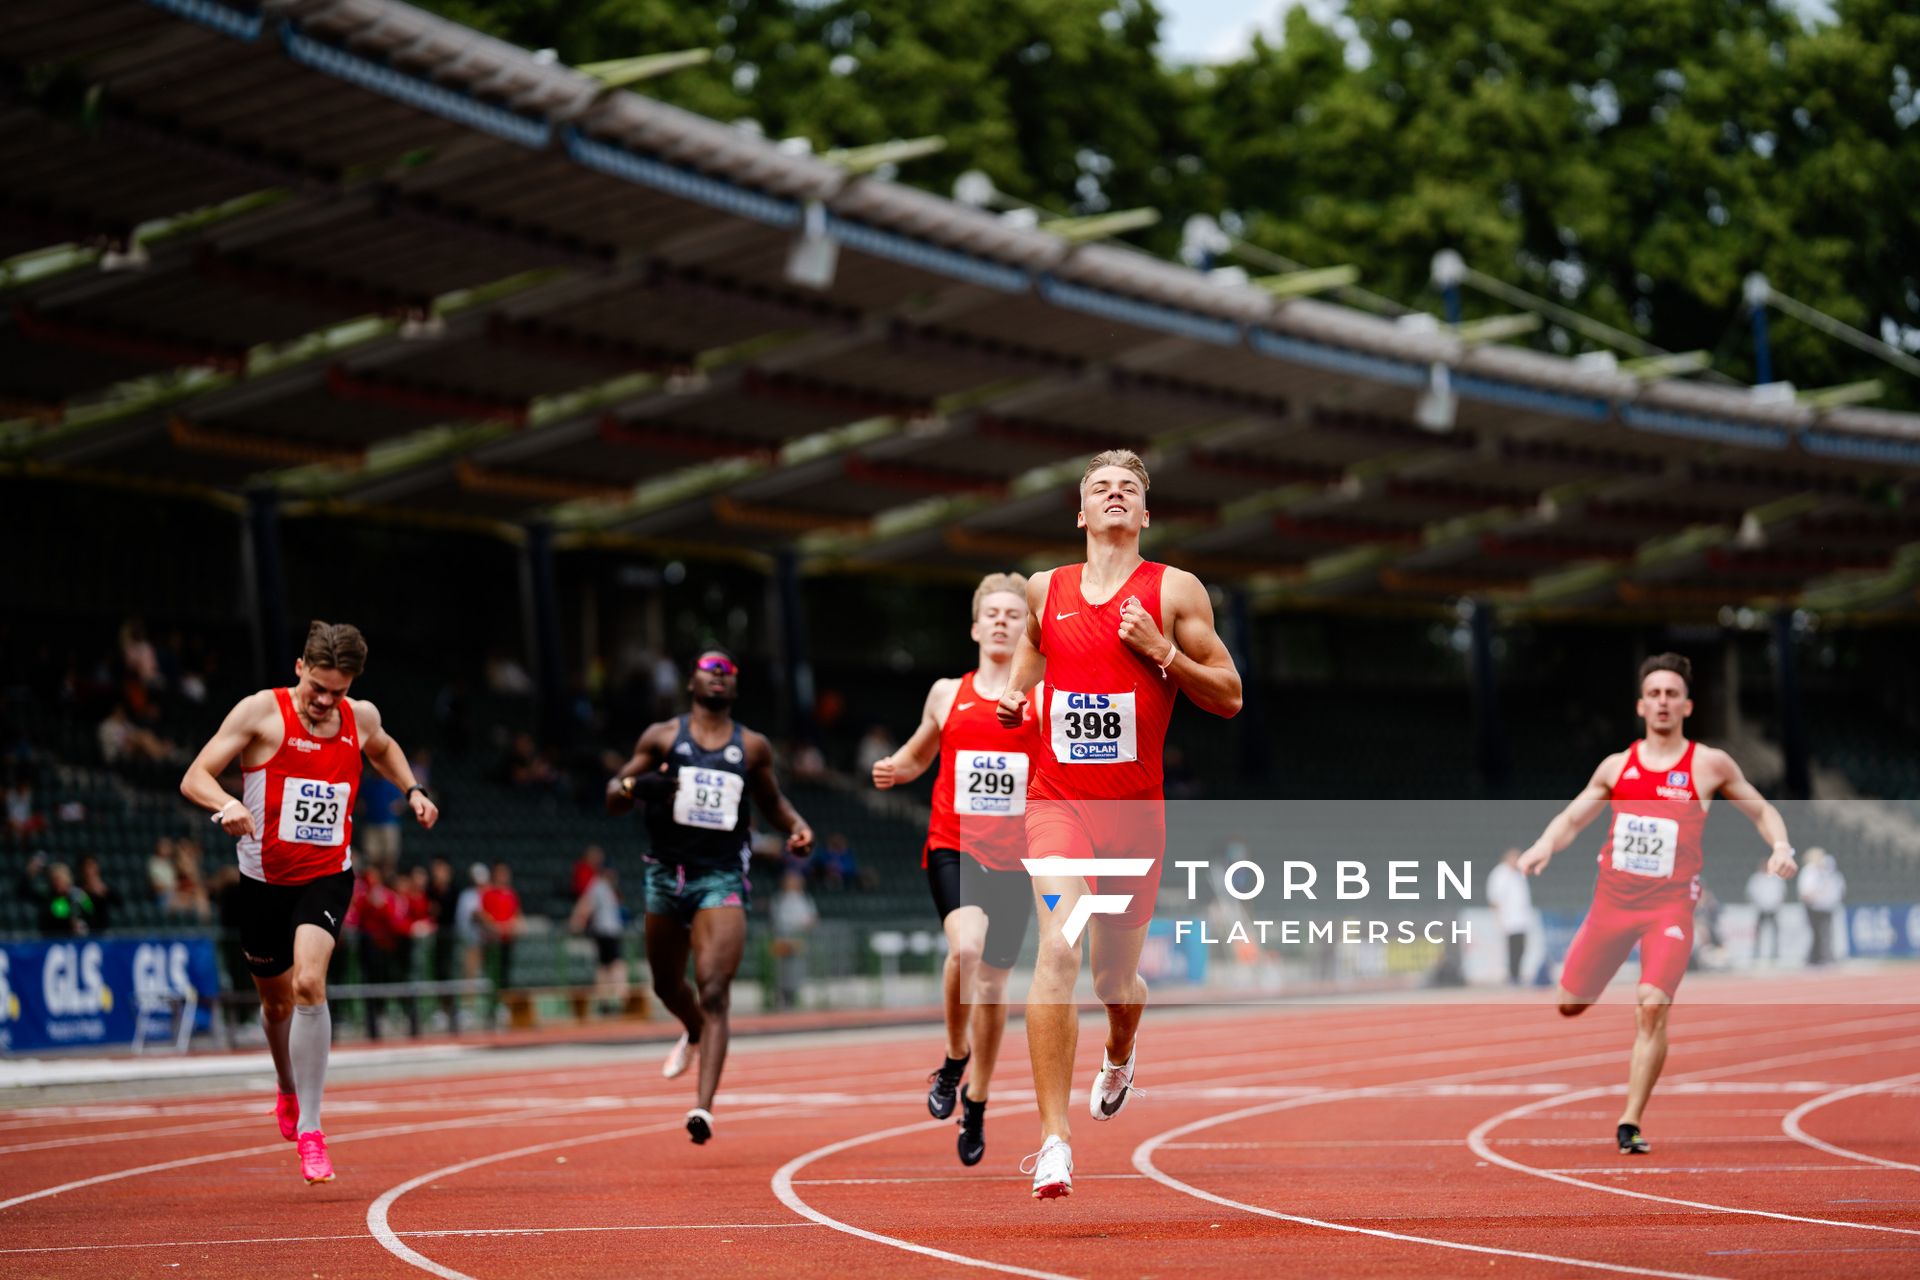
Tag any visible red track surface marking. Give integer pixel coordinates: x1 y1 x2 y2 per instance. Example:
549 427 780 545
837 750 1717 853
3 972 1918 1278
1781 1072 1920 1173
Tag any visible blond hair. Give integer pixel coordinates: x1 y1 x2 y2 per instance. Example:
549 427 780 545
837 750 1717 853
971 572 1028 621
1080 448 1150 495
302 620 367 676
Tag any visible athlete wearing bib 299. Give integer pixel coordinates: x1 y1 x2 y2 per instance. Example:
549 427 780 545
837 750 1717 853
1518 652 1795 1156
607 650 811 1148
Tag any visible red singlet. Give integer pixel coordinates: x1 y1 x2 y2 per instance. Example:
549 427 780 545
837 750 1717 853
1594 740 1706 907
924 671 1037 872
237 689 361 885
1031 561 1175 802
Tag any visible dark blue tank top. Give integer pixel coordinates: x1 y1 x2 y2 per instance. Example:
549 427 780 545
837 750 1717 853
642 716 753 869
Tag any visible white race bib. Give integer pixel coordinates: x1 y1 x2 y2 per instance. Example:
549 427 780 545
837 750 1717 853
673 768 743 830
954 750 1028 817
1610 814 1678 878
279 778 350 846
1049 690 1137 765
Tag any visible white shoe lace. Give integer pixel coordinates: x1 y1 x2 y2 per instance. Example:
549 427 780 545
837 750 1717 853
1097 1056 1144 1102
1020 1140 1071 1180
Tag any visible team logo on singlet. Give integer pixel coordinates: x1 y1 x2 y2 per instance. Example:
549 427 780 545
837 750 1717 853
1621 766 1640 779
292 739 322 753
723 745 743 764
1667 771 1689 787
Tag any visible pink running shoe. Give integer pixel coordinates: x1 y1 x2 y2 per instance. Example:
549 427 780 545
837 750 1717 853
275 1090 298 1141
297 1131 334 1184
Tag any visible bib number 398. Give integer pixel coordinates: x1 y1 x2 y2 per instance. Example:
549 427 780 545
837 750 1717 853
280 778 349 846
1610 814 1679 879
673 768 743 830
1050 691 1138 765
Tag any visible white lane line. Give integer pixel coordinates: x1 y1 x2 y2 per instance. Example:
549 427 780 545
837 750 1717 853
1781 1071 1920 1173
1464 1034 1920 1236
1133 1014 1920 1280
0 1221 823 1255
367 1103 808 1280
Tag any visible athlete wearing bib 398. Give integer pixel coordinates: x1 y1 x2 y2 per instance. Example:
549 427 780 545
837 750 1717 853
873 573 1036 1168
181 621 437 1187
1519 652 1795 1156
995 449 1243 1202
607 650 811 1148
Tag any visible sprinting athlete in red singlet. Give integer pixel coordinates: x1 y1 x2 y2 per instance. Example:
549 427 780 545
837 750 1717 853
181 621 438 1184
873 572 1035 1168
1519 652 1795 1154
995 449 1243 1200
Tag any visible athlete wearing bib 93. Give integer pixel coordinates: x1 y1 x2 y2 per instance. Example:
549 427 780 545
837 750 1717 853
641 716 754 925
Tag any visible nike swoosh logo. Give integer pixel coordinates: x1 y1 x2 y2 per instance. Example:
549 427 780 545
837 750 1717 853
1055 611 1078 620
957 702 975 710
323 911 336 925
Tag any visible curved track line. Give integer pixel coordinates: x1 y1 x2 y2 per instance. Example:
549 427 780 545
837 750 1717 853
1134 1090 1727 1280
367 1102 800 1280
1467 1083 1920 1236
1780 1071 1920 1173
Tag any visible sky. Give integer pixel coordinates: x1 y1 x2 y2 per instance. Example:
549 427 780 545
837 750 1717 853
1156 0 1840 65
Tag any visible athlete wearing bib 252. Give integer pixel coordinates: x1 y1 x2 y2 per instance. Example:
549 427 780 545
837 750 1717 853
641 716 753 927
1558 740 1706 1003
1517 651 1795 1158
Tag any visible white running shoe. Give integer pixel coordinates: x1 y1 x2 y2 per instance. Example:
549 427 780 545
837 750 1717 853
662 1031 698 1079
1021 1135 1073 1200
1089 1041 1140 1120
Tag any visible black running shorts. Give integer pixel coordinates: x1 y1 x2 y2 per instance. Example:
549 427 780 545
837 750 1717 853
235 869 355 978
925 848 1035 970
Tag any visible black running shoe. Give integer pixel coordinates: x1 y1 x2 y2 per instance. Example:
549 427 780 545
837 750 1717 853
957 1094 987 1167
1617 1123 1650 1155
927 1052 969 1119
686 1107 713 1144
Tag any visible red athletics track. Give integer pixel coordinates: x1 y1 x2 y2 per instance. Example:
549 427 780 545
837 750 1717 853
1 968 1916 1279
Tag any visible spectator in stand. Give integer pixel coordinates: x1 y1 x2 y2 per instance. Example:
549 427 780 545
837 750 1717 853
481 861 525 1019
790 740 828 782
120 618 161 690
396 865 433 1033
6 778 45 837
568 865 627 1015
167 838 211 921
21 855 92 936
1746 853 1787 963
76 855 116 932
355 862 409 1040
358 769 404 866
147 835 179 903
1799 848 1847 966
456 862 490 984
571 844 606 898
502 732 560 792
854 724 896 779
97 704 176 765
1485 848 1536 985
769 869 818 1011
809 832 862 891
426 857 461 1026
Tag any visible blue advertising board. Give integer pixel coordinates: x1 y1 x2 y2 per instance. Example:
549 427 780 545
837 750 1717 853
0 937 219 1053
1845 904 1920 958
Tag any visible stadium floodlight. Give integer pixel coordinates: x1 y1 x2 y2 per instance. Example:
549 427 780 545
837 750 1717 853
1415 363 1457 433
1180 214 1231 268
1430 249 1467 289
785 200 839 290
998 207 1041 230
1750 381 1797 404
1743 271 1773 310
1207 266 1251 288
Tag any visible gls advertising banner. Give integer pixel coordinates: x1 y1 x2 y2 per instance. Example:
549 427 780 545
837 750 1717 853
0 938 217 1052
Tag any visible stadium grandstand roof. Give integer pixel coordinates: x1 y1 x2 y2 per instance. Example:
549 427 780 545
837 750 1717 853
5 0 1920 615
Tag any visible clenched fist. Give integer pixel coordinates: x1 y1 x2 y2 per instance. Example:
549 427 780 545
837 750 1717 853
997 688 1028 727
1118 597 1172 666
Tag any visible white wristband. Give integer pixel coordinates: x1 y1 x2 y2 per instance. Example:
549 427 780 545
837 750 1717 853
1157 641 1178 671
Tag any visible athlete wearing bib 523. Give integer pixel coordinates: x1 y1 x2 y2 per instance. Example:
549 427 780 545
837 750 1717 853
996 450 1243 1202
608 650 812 1148
180 621 438 1186
1518 652 1795 1155
874 572 1036 1168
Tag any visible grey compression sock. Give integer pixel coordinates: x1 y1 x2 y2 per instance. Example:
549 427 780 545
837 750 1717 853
289 1002 331 1134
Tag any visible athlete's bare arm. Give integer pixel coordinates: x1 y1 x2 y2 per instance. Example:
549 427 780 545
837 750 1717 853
180 690 276 838
352 700 439 829
996 570 1051 726
604 720 676 816
744 730 813 854
1518 752 1624 875
1699 746 1797 878
873 677 959 789
1116 566 1242 718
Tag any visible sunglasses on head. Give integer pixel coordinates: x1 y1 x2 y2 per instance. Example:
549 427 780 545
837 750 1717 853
696 655 738 676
